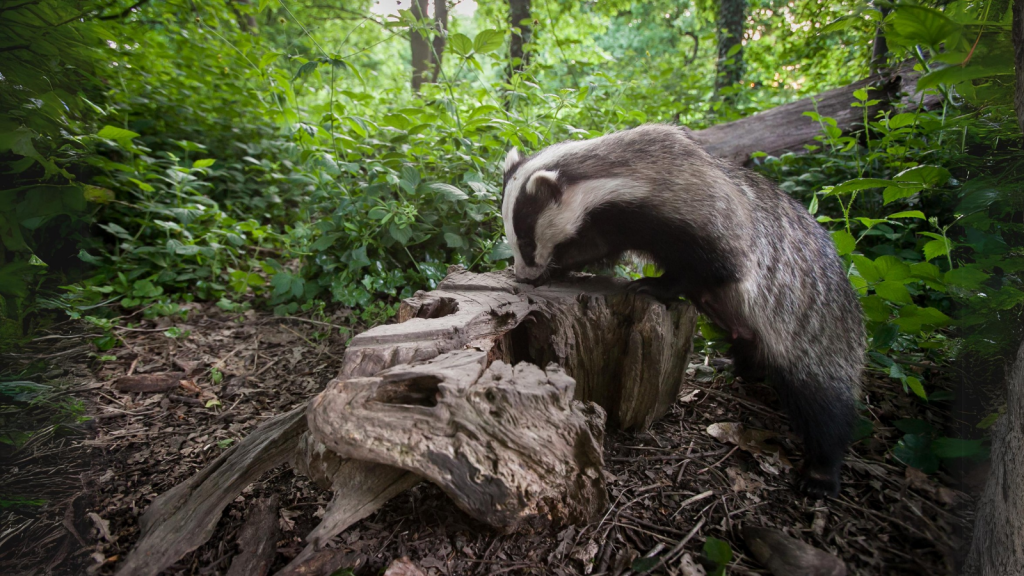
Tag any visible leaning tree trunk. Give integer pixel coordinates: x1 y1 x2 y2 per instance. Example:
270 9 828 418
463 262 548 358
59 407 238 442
961 339 1024 575
869 3 890 73
715 0 747 103
410 0 431 91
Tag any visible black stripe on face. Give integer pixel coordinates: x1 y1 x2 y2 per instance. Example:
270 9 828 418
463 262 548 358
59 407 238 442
511 175 562 268
501 156 528 206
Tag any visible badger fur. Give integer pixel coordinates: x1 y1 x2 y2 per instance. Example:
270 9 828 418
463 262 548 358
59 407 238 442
500 124 865 497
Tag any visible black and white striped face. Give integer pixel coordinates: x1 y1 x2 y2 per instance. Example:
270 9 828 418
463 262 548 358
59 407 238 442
500 140 644 284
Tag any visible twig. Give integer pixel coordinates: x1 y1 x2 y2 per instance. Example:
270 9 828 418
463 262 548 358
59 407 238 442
671 490 715 519
696 445 740 474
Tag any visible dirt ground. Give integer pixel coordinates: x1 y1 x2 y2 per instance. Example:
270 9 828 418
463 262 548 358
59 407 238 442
0 303 978 575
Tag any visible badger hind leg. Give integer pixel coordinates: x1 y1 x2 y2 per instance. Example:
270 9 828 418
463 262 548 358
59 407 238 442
773 367 856 497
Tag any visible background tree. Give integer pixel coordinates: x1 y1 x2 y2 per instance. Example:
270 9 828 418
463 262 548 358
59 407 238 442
715 0 747 104
508 0 532 78
410 0 448 90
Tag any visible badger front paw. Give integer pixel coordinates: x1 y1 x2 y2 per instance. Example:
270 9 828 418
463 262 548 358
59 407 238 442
797 467 841 499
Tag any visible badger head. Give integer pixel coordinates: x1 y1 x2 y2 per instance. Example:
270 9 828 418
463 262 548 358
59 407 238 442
500 147 606 285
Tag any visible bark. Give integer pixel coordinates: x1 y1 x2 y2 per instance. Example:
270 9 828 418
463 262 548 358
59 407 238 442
226 496 280 576
1013 0 1024 135
743 526 847 576
509 0 532 76
692 63 940 165
430 0 448 83
309 350 610 529
961 339 1024 576
410 0 430 91
114 406 308 576
340 267 698 430
715 0 747 102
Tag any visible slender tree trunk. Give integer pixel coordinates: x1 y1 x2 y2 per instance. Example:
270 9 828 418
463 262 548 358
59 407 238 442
1013 0 1024 135
870 4 889 73
430 0 448 83
961 338 1024 575
508 0 532 77
410 0 430 92
715 0 747 103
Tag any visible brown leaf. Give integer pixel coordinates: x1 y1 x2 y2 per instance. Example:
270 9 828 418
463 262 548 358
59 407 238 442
383 557 427 576
113 372 186 393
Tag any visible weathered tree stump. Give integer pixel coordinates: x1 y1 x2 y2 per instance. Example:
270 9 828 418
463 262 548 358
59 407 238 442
115 267 697 576
344 267 698 430
309 350 609 528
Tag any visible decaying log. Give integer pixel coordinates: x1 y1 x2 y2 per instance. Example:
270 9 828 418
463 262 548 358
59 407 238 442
227 495 281 576
114 406 307 576
309 350 609 529
343 267 697 431
742 526 847 576
692 64 939 165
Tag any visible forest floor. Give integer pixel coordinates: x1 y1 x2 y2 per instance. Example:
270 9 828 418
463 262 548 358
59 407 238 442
0 303 981 576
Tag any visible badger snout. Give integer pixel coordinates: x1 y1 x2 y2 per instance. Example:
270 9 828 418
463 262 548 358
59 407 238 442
514 269 552 286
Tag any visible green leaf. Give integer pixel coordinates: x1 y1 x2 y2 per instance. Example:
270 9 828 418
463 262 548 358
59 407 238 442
887 113 918 129
83 185 115 204
860 295 891 323
826 178 891 196
853 88 869 101
883 184 924 204
488 242 513 261
875 280 913 304
832 230 856 256
976 413 1001 429
905 376 928 399
389 223 412 245
703 537 732 574
887 210 926 220
449 33 473 57
894 165 951 188
443 232 464 248
894 433 939 473
97 125 140 142
931 437 984 459
890 5 961 48
429 183 468 201
944 267 989 290
917 62 1013 91
923 239 949 262
192 158 215 168
473 29 505 54
381 113 411 130
368 207 389 220
874 256 910 281
852 255 880 283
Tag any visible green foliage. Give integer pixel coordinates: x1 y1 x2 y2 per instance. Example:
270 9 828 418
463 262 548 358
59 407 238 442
702 537 733 576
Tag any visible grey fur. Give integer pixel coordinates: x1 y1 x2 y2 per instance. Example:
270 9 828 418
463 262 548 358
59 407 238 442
501 124 866 496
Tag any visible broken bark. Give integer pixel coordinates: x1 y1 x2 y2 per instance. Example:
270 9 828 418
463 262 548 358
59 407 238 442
961 339 1024 576
743 526 847 576
114 406 307 576
692 64 939 165
227 496 280 576
309 350 609 529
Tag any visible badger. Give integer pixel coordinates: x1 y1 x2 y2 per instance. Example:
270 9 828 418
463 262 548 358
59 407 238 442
500 124 865 497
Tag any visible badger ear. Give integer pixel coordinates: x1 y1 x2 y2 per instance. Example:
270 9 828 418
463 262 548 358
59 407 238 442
526 170 562 203
503 148 522 174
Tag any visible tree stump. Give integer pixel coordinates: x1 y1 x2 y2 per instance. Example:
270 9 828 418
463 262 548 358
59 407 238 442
116 268 697 576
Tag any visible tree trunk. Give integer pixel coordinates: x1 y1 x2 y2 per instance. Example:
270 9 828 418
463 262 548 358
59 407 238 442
410 0 430 91
430 0 448 83
961 339 1024 576
692 63 939 165
715 0 747 102
1013 0 1024 135
509 0 532 76
869 4 890 73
